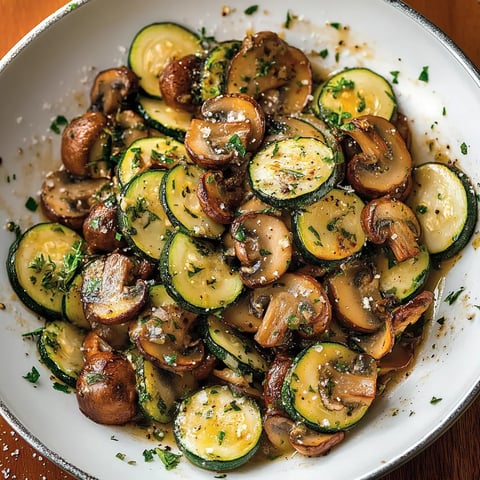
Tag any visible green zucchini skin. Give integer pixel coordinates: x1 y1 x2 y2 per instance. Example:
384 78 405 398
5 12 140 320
375 245 430 302
117 169 171 262
312 67 397 127
173 385 263 471
62 272 90 329
248 137 342 208
159 231 243 314
202 315 269 380
200 40 242 100
128 22 202 98
7 222 84 319
407 162 478 261
282 342 377 433
38 320 86 388
161 163 225 239
292 187 366 266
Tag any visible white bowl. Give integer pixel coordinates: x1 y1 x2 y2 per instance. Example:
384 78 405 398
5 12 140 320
1 1 479 479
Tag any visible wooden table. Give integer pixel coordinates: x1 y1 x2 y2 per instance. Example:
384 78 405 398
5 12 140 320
0 1 479 478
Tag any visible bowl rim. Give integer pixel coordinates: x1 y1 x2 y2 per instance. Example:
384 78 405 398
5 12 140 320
0 1 479 479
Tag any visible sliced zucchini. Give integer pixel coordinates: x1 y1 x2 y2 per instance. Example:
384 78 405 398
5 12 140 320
200 40 242 100
292 187 366 265
138 95 194 141
38 319 86 388
161 163 225 239
159 231 243 314
174 385 262 471
117 136 189 187
203 315 269 380
128 22 202 98
406 162 477 260
7 222 84 319
375 245 430 302
313 67 396 127
282 342 377 432
148 283 177 309
62 272 90 329
118 169 171 261
264 115 326 144
128 350 177 423
248 137 341 208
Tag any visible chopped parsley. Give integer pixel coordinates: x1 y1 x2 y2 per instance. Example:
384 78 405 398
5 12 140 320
430 396 443 405
25 196 38 212
50 115 68 134
418 65 429 82
390 70 400 84
244 5 258 15
460 142 468 155
444 287 465 305
284 10 298 29
155 448 181 470
23 366 40 383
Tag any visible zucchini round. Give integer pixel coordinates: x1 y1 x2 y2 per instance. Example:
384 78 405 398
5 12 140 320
161 163 225 239
159 231 243 314
313 67 396 127
375 245 430 302
118 169 171 261
248 137 341 208
128 22 202 98
406 162 477 260
292 187 366 265
174 385 262 471
62 272 90 329
138 95 194 141
38 319 86 388
117 136 189 187
203 315 269 380
7 222 84 319
200 40 242 100
282 342 377 432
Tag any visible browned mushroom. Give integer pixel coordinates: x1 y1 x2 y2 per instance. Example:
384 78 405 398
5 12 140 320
344 115 413 200
61 111 111 178
263 353 292 413
212 367 263 400
82 199 125 252
41 169 112 230
361 196 421 262
184 93 266 168
325 258 388 333
263 412 295 451
221 292 263 333
391 290 434 336
81 330 113 361
378 341 415 376
159 54 202 112
231 212 293 288
81 252 148 325
252 273 332 347
289 423 345 457
76 350 138 425
226 31 312 114
197 169 246 224
129 304 205 373
350 316 395 359
111 109 149 152
90 66 139 114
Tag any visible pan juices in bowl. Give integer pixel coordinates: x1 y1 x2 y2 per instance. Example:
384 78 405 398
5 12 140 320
0 1 480 479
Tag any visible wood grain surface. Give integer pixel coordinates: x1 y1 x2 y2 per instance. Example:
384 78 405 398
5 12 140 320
0 1 479 479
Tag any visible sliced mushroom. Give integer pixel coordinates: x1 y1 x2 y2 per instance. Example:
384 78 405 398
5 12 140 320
76 351 138 425
212 367 263 400
252 273 332 347
90 66 139 114
263 353 292 413
361 196 421 262
378 341 415 376
81 253 148 325
159 54 202 112
61 111 111 178
344 115 413 200
350 316 395 359
83 198 125 252
201 93 266 150
197 169 246 224
263 413 295 451
226 31 312 114
129 304 205 373
111 109 149 152
221 292 263 333
391 290 434 336
81 331 112 361
289 423 345 457
185 93 265 168
231 212 293 288
41 169 111 230
325 258 387 333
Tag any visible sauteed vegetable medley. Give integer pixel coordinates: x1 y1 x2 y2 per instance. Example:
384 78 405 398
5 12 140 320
7 20 477 472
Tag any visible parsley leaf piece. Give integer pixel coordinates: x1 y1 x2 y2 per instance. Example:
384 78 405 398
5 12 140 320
244 5 258 15
155 448 181 470
418 66 429 82
23 366 40 383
